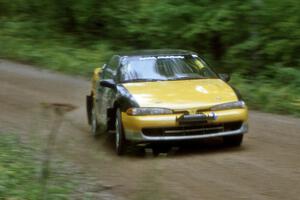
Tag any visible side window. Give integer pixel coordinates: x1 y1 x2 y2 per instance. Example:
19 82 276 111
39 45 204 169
102 66 114 79
102 55 120 79
101 57 115 79
108 56 120 71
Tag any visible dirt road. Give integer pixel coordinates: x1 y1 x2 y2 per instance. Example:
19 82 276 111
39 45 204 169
1 59 299 200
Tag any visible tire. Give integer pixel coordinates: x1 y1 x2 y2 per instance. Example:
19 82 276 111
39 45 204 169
91 106 100 137
223 134 244 146
115 109 126 155
86 94 93 125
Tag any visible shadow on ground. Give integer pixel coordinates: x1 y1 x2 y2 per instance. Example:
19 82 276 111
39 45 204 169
98 132 247 158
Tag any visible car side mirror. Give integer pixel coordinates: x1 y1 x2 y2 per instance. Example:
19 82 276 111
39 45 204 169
100 79 116 89
219 73 230 82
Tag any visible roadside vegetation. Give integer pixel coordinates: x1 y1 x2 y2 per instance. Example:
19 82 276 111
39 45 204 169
0 0 299 116
0 133 75 199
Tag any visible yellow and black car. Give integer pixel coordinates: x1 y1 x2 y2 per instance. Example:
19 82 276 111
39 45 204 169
86 50 248 155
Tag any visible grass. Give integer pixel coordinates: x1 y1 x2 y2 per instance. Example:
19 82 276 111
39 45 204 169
0 19 114 76
0 18 300 117
0 133 76 200
231 72 300 117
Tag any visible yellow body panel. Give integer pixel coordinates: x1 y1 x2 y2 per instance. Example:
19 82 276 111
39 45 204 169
122 109 248 132
120 79 248 141
92 67 102 95
123 79 238 111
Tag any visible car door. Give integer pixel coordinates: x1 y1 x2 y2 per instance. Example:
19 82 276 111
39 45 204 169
95 56 120 132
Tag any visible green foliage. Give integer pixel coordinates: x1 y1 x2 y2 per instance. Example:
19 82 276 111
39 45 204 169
231 72 300 117
1 0 299 72
0 133 75 199
0 20 113 76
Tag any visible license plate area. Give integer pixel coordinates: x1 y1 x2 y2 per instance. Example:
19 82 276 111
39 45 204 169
177 114 209 125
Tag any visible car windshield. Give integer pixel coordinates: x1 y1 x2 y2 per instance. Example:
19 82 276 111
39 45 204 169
118 55 218 83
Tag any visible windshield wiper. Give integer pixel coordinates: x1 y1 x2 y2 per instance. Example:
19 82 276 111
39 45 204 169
167 76 204 81
122 78 166 83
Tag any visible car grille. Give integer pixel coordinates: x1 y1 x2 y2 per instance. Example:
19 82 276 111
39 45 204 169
142 121 242 137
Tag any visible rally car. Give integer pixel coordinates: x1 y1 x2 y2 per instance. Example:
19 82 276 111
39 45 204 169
86 49 248 155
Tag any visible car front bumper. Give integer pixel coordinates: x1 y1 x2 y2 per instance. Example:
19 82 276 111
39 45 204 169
122 108 248 142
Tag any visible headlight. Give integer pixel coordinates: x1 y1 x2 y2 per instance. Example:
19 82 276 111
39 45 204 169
211 101 246 111
126 107 173 116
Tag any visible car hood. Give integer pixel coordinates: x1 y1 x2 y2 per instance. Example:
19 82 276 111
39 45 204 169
122 79 238 111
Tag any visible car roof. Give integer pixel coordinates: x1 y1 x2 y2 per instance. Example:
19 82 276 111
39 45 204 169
117 49 198 57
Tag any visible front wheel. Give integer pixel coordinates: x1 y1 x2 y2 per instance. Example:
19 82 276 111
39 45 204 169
223 134 244 146
115 109 127 155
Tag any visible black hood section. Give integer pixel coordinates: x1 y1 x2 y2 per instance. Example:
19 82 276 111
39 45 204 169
115 85 139 111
